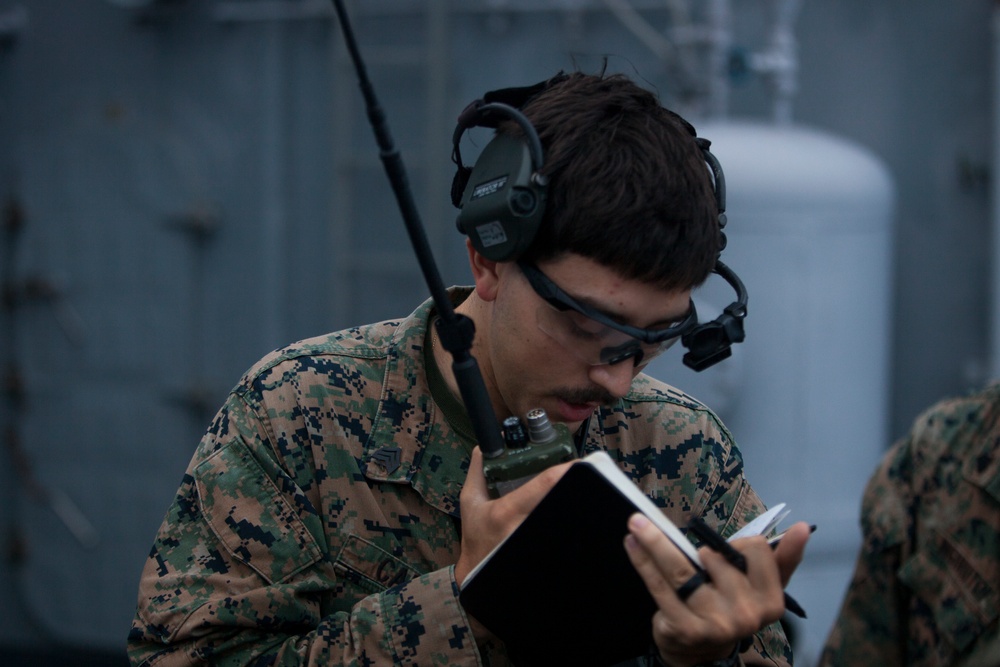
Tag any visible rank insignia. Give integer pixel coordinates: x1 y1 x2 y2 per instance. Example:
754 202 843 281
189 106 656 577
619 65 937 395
372 446 402 474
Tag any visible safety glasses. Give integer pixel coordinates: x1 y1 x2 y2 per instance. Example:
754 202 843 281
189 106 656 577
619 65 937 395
518 261 697 367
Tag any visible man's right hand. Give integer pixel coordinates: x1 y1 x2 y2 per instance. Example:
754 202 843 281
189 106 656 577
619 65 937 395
454 447 574 641
454 447 574 586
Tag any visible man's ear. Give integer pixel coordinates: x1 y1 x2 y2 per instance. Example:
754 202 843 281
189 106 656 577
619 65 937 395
466 238 501 302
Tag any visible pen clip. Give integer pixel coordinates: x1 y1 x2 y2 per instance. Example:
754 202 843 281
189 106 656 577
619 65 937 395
686 516 747 572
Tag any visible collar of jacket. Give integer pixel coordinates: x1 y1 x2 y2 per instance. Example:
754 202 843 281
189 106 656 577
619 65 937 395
361 288 475 518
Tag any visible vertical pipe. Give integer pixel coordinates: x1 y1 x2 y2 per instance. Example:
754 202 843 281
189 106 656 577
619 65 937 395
705 0 731 120
425 1 450 256
260 23 286 347
768 0 802 125
0 196 26 640
991 2 1000 377
329 12 356 325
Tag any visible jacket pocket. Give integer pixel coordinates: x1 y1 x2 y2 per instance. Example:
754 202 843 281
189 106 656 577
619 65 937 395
333 534 420 595
195 439 323 584
898 529 999 654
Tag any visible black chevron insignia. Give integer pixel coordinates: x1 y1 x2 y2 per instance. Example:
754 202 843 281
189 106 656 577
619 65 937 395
372 446 402 474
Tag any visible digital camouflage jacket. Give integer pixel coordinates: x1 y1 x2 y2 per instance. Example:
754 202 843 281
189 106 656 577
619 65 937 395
128 290 792 667
820 382 1000 666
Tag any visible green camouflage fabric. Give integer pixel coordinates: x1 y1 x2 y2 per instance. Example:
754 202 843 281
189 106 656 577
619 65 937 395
820 382 1000 666
129 289 792 667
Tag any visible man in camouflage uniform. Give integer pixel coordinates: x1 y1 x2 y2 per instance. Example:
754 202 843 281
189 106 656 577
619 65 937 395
129 71 810 667
820 383 1000 666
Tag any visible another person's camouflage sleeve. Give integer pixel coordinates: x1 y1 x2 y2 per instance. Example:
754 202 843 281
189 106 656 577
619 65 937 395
819 384 1000 667
127 389 479 666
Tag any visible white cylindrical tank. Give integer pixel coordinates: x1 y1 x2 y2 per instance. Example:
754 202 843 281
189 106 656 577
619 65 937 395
646 120 895 665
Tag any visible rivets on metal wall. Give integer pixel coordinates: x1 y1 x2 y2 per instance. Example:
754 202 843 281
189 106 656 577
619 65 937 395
1 193 98 551
162 201 224 423
0 6 27 50
164 202 223 244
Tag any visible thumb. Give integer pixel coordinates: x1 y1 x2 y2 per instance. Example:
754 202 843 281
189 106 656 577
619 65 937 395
773 521 811 586
461 447 489 507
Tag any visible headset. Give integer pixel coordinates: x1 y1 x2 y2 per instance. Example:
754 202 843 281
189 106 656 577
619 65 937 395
450 76 748 372
450 78 555 262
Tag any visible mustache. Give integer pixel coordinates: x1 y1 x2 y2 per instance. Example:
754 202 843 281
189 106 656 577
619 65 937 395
556 387 617 406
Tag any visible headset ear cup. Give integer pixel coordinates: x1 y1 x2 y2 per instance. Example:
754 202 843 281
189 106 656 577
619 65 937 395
451 165 472 208
452 133 546 262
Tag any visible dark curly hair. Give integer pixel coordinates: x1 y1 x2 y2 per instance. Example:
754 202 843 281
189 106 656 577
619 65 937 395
505 70 720 292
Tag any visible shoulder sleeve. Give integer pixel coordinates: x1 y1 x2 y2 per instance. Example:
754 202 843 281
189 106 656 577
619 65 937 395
127 391 481 667
610 378 766 535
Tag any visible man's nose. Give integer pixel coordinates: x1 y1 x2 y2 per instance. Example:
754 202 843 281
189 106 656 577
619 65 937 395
587 358 637 400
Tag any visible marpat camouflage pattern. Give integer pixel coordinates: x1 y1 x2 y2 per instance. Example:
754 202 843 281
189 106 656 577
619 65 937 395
820 382 1000 666
129 290 792 666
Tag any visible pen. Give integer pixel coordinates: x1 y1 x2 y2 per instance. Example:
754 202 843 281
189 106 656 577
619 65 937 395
686 517 808 619
768 524 818 548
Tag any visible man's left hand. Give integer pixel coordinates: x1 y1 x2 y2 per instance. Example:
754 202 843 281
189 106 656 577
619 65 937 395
624 514 811 667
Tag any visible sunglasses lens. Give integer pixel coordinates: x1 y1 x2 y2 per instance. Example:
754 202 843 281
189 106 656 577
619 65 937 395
536 305 683 366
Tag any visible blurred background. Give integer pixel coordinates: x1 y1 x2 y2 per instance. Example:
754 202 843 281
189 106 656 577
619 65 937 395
0 0 995 664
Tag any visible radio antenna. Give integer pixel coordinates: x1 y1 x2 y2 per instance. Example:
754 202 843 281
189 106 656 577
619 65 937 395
329 0 505 458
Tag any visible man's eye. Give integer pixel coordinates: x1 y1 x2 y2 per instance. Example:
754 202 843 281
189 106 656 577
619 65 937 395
568 323 600 340
564 315 604 340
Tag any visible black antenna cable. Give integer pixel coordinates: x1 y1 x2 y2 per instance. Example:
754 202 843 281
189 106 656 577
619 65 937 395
329 1 505 458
